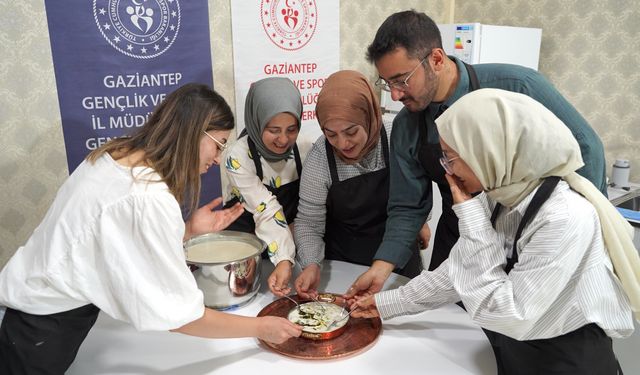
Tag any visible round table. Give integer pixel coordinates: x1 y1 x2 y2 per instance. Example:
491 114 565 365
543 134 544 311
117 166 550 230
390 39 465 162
68 260 496 374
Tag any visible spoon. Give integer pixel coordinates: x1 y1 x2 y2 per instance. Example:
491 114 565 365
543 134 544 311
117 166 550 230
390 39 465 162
282 294 300 309
326 306 361 330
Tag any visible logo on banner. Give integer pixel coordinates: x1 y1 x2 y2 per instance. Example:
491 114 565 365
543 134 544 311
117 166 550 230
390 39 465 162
261 0 317 51
93 0 181 59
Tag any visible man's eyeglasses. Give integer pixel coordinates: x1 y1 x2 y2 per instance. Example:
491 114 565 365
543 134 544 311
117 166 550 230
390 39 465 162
439 152 459 175
203 131 227 151
375 54 429 92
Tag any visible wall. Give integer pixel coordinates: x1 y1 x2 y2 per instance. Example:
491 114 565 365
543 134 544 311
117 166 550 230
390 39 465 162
454 0 640 187
1 1 637 268
0 1 450 268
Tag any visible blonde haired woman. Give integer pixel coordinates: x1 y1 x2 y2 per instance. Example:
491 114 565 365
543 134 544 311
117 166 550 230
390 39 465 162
0 83 301 374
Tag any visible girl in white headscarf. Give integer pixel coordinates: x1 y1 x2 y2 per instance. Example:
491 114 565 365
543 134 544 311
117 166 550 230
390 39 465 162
353 89 637 374
222 77 311 297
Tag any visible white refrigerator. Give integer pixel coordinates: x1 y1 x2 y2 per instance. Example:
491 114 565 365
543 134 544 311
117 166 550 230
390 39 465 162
379 23 541 266
380 23 542 114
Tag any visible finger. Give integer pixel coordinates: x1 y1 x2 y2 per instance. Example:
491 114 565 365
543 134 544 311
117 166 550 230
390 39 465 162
343 281 363 298
444 173 457 190
204 197 223 210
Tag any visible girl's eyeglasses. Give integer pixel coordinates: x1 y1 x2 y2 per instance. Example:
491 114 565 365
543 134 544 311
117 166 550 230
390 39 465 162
203 131 227 151
439 152 459 175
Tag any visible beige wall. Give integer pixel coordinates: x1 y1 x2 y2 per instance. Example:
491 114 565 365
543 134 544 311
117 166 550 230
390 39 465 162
0 1 448 268
0 0 636 269
454 0 640 189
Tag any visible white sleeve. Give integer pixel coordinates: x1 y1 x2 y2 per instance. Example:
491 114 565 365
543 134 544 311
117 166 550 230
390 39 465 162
87 192 204 331
223 142 295 265
375 261 459 320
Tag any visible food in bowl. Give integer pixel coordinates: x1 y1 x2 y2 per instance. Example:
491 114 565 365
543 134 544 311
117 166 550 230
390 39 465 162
287 301 347 333
185 240 258 263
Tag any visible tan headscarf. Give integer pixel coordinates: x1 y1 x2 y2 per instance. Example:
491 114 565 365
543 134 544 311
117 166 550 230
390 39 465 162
315 70 382 164
436 88 640 321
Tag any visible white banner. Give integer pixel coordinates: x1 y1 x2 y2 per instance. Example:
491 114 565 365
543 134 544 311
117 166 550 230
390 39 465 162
231 0 340 145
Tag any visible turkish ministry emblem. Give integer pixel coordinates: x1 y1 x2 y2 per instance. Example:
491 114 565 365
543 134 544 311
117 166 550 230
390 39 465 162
261 0 317 51
93 0 181 59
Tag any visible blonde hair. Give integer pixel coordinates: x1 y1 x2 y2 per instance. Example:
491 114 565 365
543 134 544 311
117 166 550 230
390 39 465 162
87 83 234 214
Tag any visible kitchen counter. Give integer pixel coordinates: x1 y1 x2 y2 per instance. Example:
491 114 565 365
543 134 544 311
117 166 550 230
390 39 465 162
68 260 496 374
608 182 640 208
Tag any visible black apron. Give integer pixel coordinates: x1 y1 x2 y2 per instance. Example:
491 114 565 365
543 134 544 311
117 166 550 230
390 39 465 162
0 304 100 375
483 177 622 374
324 127 422 278
417 62 480 270
224 136 302 238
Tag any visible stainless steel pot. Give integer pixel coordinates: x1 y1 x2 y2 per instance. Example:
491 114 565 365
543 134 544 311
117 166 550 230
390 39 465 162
184 231 265 310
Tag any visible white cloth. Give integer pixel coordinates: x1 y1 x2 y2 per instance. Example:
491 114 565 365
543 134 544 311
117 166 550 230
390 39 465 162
436 88 640 321
0 154 204 331
222 135 311 265
376 183 634 340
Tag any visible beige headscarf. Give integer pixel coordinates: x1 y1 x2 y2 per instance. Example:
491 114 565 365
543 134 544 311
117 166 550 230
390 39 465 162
315 70 382 164
436 88 640 321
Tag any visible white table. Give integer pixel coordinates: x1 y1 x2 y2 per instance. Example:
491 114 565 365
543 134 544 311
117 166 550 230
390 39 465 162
68 260 496 374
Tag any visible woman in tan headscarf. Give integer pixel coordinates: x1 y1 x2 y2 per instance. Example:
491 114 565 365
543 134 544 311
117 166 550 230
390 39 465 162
294 70 423 299
353 88 637 374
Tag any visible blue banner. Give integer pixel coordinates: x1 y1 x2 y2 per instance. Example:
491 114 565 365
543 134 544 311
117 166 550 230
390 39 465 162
44 0 223 204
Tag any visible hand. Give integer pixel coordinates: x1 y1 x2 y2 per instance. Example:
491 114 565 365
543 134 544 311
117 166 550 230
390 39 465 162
445 174 473 205
417 222 431 250
256 316 302 344
294 264 321 299
185 197 243 240
268 261 293 297
350 294 380 319
343 260 394 299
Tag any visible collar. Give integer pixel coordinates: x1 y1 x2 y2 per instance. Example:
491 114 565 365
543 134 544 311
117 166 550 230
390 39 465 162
443 57 471 108
426 57 470 119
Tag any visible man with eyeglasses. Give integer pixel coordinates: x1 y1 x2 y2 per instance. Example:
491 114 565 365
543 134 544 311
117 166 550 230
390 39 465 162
344 10 607 300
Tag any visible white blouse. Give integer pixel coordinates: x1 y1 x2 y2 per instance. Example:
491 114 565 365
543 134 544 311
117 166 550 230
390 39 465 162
222 135 311 266
375 182 634 340
0 154 204 331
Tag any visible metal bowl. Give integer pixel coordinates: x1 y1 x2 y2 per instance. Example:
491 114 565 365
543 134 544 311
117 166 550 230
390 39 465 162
184 231 265 310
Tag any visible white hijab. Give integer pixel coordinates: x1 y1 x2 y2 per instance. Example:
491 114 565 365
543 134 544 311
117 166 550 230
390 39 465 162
436 88 640 321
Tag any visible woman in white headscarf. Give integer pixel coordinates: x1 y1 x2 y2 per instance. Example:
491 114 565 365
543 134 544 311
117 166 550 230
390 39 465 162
352 89 638 374
222 77 310 297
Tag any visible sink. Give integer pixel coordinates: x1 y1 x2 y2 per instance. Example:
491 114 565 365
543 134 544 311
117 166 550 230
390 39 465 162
616 196 640 211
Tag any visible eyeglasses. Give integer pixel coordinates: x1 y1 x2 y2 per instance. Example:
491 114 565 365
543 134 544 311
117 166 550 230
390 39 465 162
375 54 429 92
203 131 227 151
439 152 459 175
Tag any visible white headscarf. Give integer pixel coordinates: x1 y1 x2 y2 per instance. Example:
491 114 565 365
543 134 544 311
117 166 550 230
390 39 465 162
436 88 640 321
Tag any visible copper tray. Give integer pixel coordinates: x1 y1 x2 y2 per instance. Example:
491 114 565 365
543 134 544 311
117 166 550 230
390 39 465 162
256 293 382 360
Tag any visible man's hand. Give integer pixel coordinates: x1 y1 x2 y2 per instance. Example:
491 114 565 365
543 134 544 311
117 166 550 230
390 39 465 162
417 222 431 250
343 260 395 300
185 198 243 240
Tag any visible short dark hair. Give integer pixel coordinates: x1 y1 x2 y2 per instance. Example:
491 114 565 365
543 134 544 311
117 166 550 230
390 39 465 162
366 10 443 63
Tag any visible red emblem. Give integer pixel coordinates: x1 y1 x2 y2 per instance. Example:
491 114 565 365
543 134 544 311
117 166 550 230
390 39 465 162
261 0 317 51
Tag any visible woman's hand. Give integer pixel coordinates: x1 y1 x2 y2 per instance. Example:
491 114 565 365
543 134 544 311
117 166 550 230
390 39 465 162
350 294 380 318
294 264 321 299
185 197 243 240
268 260 293 297
256 316 302 344
444 174 473 205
